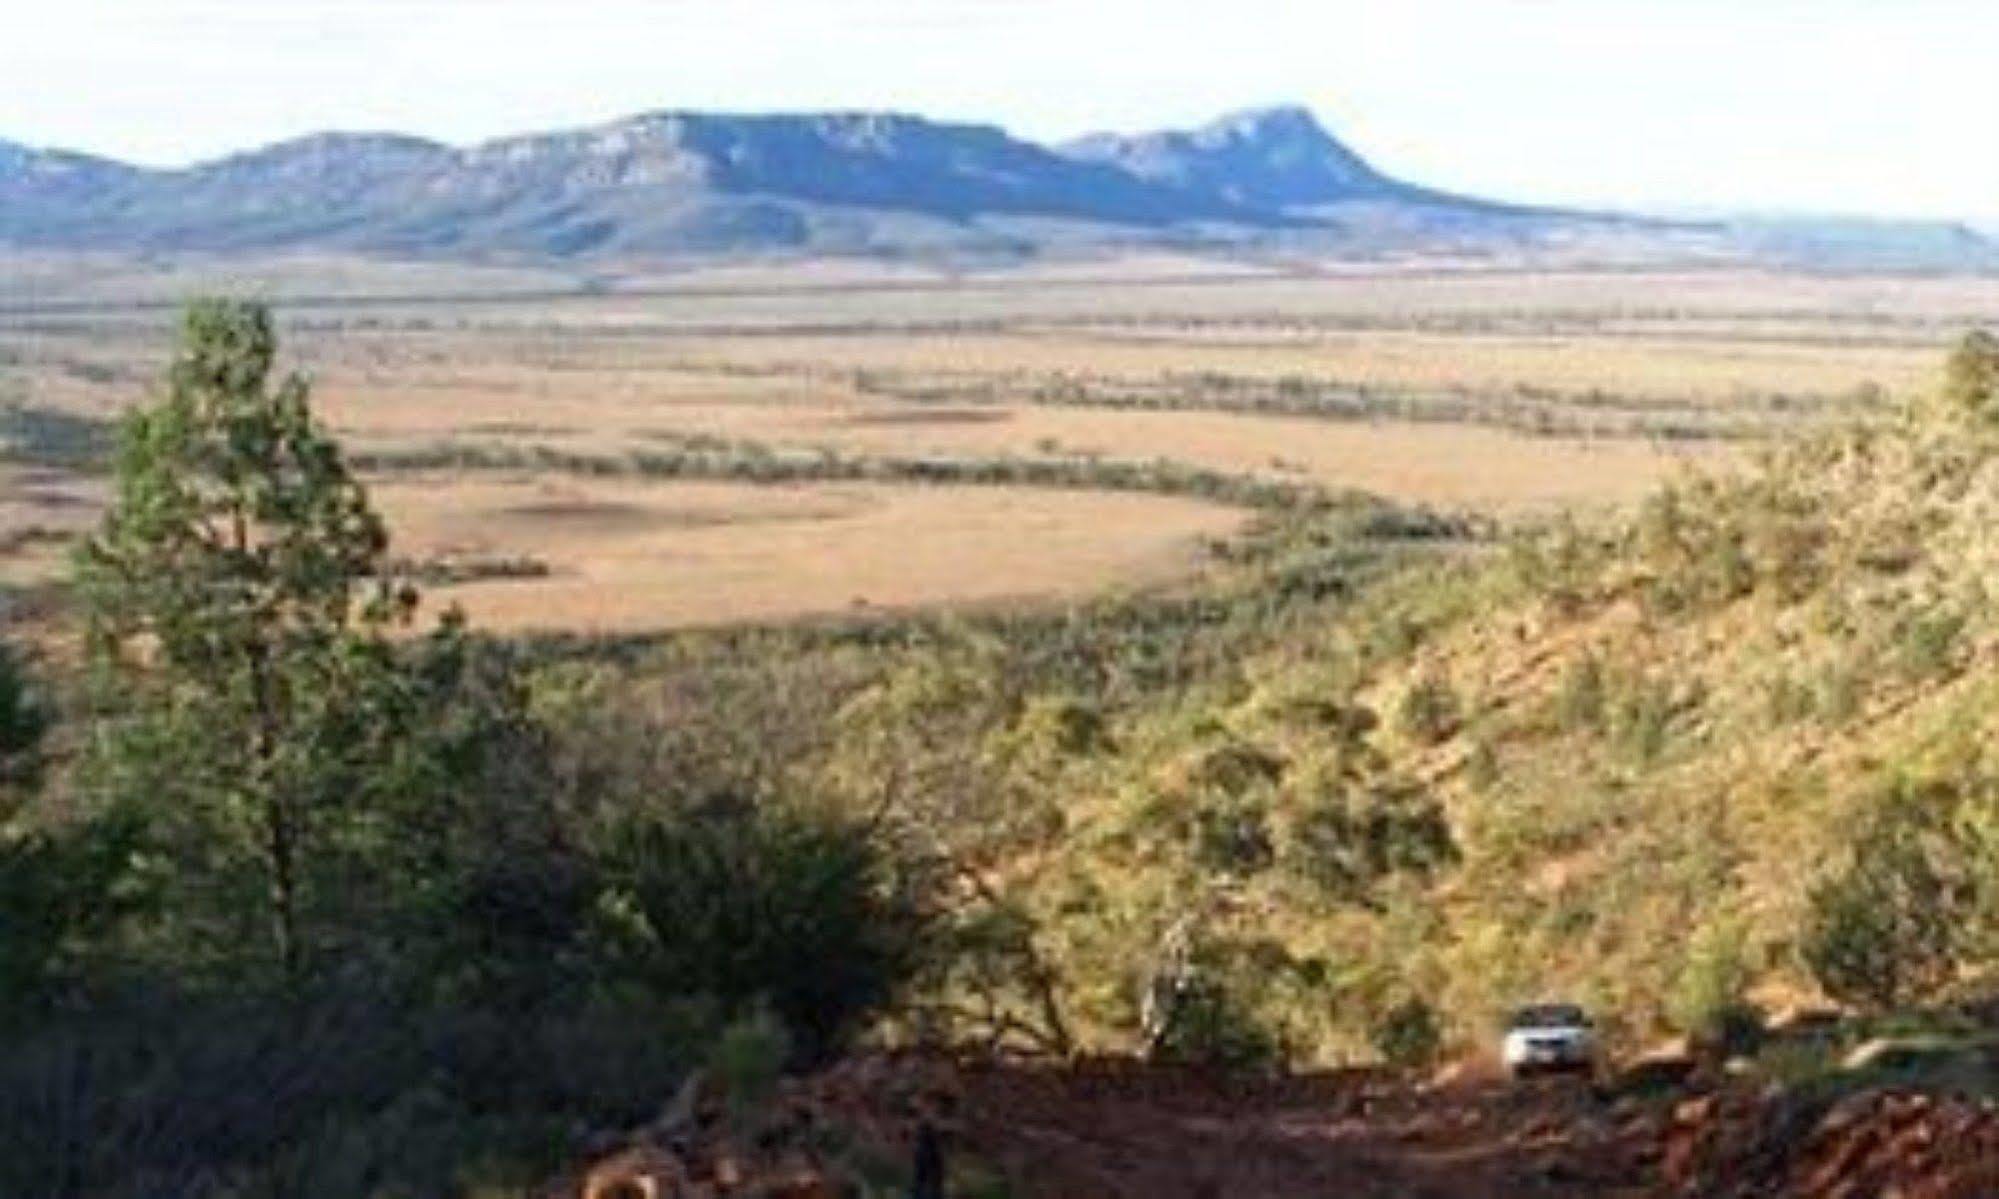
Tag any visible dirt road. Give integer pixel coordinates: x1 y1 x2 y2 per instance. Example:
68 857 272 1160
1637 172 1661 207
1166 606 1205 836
557 1054 1999 1198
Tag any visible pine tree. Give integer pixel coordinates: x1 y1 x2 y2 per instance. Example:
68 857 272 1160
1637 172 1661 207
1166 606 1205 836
76 299 420 980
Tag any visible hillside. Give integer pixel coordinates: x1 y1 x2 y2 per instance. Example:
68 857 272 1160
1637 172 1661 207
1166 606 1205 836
1060 103 1530 217
941 334 1999 1060
1061 104 1419 209
5 104 1984 267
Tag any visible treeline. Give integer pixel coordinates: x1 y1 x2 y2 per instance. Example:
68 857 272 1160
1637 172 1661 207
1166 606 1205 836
351 434 1366 511
834 360 1880 443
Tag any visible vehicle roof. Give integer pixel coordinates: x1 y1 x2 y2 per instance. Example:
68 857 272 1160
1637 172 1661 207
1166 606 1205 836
1508 1003 1587 1028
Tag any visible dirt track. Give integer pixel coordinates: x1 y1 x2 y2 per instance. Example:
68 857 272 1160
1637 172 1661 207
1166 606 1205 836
921 1059 1652 1198
558 1054 1999 1198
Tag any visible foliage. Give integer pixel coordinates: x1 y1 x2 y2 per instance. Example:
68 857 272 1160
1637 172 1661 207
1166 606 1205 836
1801 792 1982 1011
1395 674 1459 744
1282 777 1457 908
356 432 1353 512
1370 997 1443 1070
1556 653 1607 732
0 983 718 1198
1943 329 1999 422
0 637 136 1030
74 299 425 982
13 306 1999 1185
1142 935 1288 1072
1667 912 1756 1047
0 301 945 1191
596 799 930 1064
0 818 145 1031
707 1005 794 1118
0 635 48 805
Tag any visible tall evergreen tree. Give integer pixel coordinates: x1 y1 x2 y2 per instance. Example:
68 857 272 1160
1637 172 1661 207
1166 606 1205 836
77 299 420 980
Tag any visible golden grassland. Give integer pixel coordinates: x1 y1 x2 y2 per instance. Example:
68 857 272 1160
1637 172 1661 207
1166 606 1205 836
370 474 1242 633
6 260 1998 631
647 328 1939 400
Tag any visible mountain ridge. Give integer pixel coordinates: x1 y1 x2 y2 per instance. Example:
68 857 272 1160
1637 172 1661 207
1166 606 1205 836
0 105 1990 268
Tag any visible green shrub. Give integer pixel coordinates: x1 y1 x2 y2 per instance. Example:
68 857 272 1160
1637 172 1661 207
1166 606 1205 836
597 799 929 1063
0 983 716 1197
1614 678 1675 764
1896 607 1965 681
708 1006 792 1119
1192 796 1276 877
1763 673 1816 727
1943 329 1999 421
1464 739 1500 791
1557 653 1607 733
0 816 146 1029
1396 675 1460 745
1370 997 1443 1070
1147 972 1282 1072
1708 1004 1770 1059
0 640 138 1030
1818 660 1863 723
1802 800 1974 1011
0 638 48 799
1282 783 1457 905
1668 914 1758 1051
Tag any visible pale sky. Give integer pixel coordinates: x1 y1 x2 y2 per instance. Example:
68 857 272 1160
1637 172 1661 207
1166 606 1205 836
2 0 1994 222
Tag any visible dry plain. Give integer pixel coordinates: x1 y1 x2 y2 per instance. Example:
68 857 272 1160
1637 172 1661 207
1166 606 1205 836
5 258 1998 632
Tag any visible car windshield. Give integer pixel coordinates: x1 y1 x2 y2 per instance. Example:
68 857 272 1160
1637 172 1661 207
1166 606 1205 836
1510 1004 1587 1030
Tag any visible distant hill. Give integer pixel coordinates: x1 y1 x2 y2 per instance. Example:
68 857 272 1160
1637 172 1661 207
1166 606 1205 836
1060 105 1414 209
0 106 1992 269
1059 104 1533 216
1723 215 1999 273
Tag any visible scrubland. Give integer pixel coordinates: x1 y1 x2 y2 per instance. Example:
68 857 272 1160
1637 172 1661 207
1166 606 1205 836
10 261 1994 630
8 260 1999 1194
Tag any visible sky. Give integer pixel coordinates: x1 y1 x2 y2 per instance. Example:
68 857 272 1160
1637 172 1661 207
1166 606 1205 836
2 0 1994 223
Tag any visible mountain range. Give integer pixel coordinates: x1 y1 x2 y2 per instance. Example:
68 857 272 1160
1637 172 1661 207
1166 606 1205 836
0 105 1990 269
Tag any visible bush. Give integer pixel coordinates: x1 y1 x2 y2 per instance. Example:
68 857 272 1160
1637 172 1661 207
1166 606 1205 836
1668 914 1760 1053
1896 607 1965 681
1818 659 1863 723
597 799 929 1063
1943 329 1999 421
1557 654 1607 733
1464 739 1500 791
0 982 717 1198
1146 972 1283 1072
1707 1004 1769 1059
1192 796 1276 877
1802 800 1974 1011
1371 997 1443 1070
0 817 146 1029
0 638 48 798
707 1006 792 1119
1614 678 1675 764
1763 673 1816 727
1282 782 1457 905
1395 675 1460 745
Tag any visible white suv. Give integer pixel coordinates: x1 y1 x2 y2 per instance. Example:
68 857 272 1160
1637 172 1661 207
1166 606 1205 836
1502 1003 1596 1079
